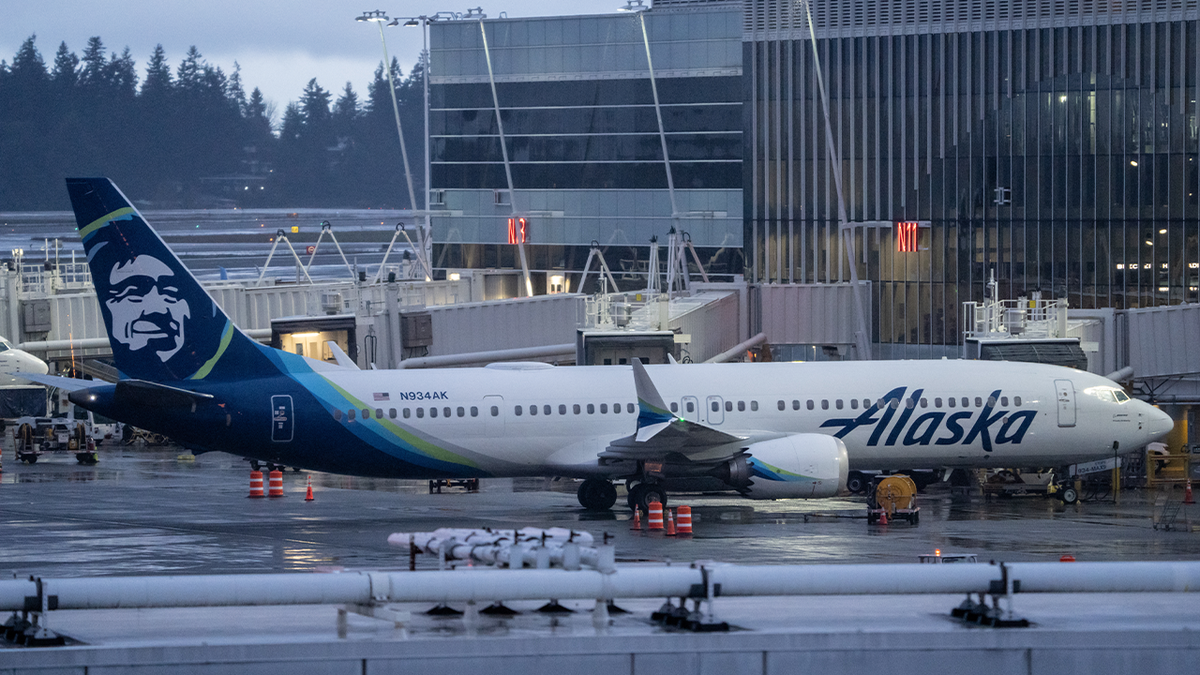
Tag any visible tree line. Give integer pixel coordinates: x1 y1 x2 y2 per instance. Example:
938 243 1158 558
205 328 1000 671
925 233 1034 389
0 35 426 210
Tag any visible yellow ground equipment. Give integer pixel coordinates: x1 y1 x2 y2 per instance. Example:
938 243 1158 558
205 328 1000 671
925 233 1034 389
867 474 920 525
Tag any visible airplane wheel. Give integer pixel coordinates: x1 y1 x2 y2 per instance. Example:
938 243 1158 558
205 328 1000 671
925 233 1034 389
846 472 867 494
1059 486 1079 505
577 478 617 511
628 483 667 511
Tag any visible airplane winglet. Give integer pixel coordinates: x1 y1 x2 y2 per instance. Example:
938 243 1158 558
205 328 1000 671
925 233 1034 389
327 341 360 370
631 360 675 442
5 372 95 392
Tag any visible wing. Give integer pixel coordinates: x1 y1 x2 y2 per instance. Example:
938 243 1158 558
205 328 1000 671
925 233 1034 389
599 360 747 464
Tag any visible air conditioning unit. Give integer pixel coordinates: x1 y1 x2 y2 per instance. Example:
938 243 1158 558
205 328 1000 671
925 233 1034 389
320 292 343 315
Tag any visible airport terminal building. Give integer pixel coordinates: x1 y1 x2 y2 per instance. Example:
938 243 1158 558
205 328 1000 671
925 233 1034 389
428 0 1200 357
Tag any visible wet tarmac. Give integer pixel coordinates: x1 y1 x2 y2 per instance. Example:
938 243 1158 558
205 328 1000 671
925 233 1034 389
3 443 1199 579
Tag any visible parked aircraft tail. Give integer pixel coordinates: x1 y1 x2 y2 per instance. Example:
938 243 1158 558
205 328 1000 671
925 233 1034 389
66 177 272 382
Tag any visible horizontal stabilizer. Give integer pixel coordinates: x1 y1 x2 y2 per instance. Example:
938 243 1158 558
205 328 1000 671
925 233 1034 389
114 379 215 409
5 372 95 392
327 341 360 370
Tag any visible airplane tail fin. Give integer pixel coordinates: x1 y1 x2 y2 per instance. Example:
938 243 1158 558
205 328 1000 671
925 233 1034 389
66 177 272 382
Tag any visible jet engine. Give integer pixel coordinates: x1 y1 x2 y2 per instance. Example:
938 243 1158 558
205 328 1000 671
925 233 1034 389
716 434 848 499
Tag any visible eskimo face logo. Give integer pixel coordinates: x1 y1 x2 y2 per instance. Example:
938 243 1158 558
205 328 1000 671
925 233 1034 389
819 386 1037 452
105 254 190 363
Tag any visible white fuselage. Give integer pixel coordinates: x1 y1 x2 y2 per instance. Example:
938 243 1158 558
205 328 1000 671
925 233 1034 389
311 359 1172 477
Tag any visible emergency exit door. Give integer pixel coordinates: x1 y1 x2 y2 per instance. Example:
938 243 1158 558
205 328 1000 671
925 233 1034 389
271 395 294 442
1054 380 1076 427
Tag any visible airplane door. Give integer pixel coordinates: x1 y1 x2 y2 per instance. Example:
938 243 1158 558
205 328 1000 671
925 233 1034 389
271 395 293 442
1054 380 1076 427
483 395 504 437
681 395 700 422
706 396 724 425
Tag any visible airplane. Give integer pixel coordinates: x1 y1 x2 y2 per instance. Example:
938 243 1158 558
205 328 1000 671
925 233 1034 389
20 177 1175 512
0 336 50 388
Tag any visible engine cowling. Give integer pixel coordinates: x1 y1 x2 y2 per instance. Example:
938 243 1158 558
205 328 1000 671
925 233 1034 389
718 434 848 499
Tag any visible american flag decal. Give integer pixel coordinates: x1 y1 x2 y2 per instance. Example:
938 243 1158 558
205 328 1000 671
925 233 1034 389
373 392 390 401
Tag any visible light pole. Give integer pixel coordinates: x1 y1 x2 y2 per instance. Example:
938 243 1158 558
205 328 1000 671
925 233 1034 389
356 9 429 279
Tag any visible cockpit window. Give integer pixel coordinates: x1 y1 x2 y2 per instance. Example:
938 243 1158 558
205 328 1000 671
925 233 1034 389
1085 386 1129 403
0 341 9 353
1113 390 1130 403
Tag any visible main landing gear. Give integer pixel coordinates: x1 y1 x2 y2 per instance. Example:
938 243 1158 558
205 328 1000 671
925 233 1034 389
626 481 667 511
577 478 618 511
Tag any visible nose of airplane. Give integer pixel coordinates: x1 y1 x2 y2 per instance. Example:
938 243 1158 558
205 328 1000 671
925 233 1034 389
1146 405 1175 439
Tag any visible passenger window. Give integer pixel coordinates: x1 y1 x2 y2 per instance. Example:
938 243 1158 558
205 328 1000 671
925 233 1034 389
750 401 758 412
416 408 425 418
850 399 858 409
821 400 829 410
835 399 843 410
974 397 982 408
934 398 942 408
711 401 719 412
470 406 478 417
862 399 870 409
986 397 996 407
489 406 497 417
686 401 695 413
1000 397 1008 407
574 404 581 414
457 407 465 417
333 409 342 421
403 408 411 418
601 403 609 413
376 409 383 418
725 401 733 412
348 409 356 421
948 398 956 408
737 401 745 412
362 408 370 419
514 406 522 416
889 399 899 409
389 408 397 418
905 398 914 409
559 404 567 415
671 402 679 413
920 398 927 408
961 397 969 408
806 400 814 410
613 403 621 414
588 403 595 414
1014 396 1022 406
777 400 785 411
530 405 538 416
545 405 552 416
792 400 800 410
627 403 635 413
430 407 438 418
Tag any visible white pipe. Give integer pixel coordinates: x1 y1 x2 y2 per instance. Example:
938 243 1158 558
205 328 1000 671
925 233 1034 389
17 329 272 354
703 332 768 364
398 343 575 369
4 561 1200 613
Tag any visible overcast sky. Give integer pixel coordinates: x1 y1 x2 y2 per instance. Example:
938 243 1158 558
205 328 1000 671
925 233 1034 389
2 1 615 121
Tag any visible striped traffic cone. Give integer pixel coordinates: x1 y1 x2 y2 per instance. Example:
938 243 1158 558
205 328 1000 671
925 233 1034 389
305 474 315 502
647 499 664 531
1185 480 1195 505
665 508 676 536
676 505 692 537
268 470 285 498
630 507 642 530
248 471 265 498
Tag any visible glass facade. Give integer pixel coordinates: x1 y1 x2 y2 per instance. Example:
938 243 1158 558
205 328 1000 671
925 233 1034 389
745 0 1200 356
428 7 745 283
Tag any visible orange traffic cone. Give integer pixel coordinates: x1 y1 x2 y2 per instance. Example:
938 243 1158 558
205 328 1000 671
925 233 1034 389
305 474 315 502
1060 554 1076 562
878 509 888 525
248 471 265 498
1185 480 1195 505
630 508 642 530
647 499 664 531
666 508 677 536
676 505 692 537
268 470 285 498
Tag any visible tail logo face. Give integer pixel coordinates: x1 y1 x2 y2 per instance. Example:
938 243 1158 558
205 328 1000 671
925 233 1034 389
105 254 190 363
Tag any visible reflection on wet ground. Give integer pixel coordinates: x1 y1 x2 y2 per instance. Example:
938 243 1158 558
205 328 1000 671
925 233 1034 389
2 442 1198 578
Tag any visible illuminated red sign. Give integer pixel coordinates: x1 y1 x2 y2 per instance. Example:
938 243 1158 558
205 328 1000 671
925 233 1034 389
895 221 919 252
507 217 528 244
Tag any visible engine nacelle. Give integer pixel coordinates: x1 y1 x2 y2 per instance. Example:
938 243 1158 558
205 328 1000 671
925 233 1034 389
719 434 848 500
